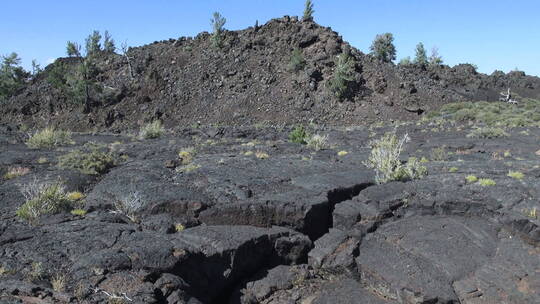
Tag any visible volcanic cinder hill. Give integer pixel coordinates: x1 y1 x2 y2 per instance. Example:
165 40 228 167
2 16 540 131
0 16 539 304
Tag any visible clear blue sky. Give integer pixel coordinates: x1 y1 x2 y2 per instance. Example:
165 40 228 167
2 0 539 76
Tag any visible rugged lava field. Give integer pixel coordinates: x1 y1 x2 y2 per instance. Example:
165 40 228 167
1 121 539 303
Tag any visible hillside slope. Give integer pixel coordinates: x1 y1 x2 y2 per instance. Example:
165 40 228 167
2 16 540 131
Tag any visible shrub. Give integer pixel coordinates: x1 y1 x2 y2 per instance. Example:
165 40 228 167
507 171 524 180
364 132 427 184
139 120 164 139
67 191 85 201
465 175 478 183
428 47 443 66
27 262 44 281
51 273 66 292
370 33 396 63
178 147 196 165
478 178 496 186
3 166 30 180
175 223 185 232
210 12 226 49
255 151 269 159
289 48 306 72
466 127 509 139
114 191 144 222
414 42 428 65
449 167 458 173
398 57 412 66
16 181 73 223
306 134 328 151
328 52 356 99
303 0 315 21
26 127 73 149
58 145 116 175
289 125 309 144
430 146 447 161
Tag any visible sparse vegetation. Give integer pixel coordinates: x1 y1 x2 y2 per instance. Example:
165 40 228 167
175 223 185 232
58 144 116 175
210 12 227 49
289 125 309 144
364 131 427 184
303 0 315 22
478 178 496 186
139 120 164 139
306 134 328 151
26 127 73 149
3 166 30 180
289 48 306 72
67 191 85 201
16 180 74 223
426 99 540 127
370 33 396 63
467 127 509 139
449 167 458 173
328 51 356 100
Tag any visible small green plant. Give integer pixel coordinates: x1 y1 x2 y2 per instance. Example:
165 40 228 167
428 47 443 66
328 52 356 100
26 127 73 149
364 132 427 184
467 127 509 139
478 178 496 186
449 167 458 173
337 150 348 156
289 125 309 144
255 151 269 159
51 273 66 292
139 120 164 139
507 171 524 180
430 146 447 161
303 0 315 21
289 48 306 72
16 181 73 223
210 12 227 49
27 262 44 281
71 209 87 216
369 33 396 63
178 147 196 165
58 145 116 175
465 175 478 183
523 207 537 219
175 223 185 232
306 134 328 151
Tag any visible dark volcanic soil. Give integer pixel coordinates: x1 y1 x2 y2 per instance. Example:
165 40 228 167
2 16 540 132
1 124 539 303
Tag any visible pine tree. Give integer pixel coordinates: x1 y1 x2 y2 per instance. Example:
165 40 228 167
103 31 116 53
429 47 443 66
370 33 396 63
414 42 428 66
210 12 227 49
328 51 356 99
85 30 102 56
303 0 315 22
0 53 28 102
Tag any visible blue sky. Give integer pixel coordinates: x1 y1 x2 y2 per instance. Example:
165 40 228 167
2 0 539 76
